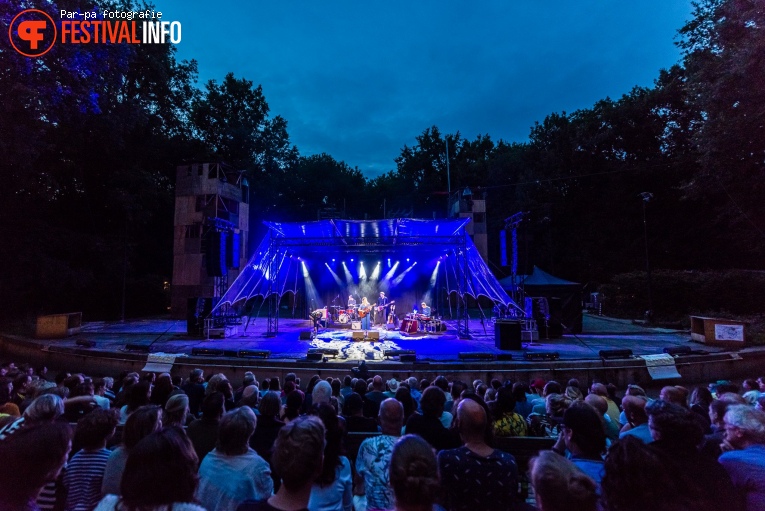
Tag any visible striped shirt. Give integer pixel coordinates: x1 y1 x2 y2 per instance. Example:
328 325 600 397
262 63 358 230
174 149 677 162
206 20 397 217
63 448 111 511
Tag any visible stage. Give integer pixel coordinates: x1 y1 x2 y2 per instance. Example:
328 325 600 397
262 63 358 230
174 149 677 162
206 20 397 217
2 313 763 388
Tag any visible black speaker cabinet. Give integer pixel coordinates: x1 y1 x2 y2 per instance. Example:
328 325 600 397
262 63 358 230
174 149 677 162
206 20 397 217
299 330 313 340
495 320 522 350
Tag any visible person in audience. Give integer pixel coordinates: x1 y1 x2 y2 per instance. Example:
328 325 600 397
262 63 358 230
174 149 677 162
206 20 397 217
600 436 719 511
389 435 440 511
197 407 273 511
511 382 534 419
718 404 765 511
239 385 260 411
182 369 206 418
92 379 111 410
187 391 225 464
405 386 459 450
102 404 163 496
356 398 404 511
308 404 352 511
689 386 714 426
742 379 761 405
589 383 621 426
218 379 237 411
565 385 584 403
407 377 422 407
363 376 387 418
311 380 334 410
206 373 227 397
584 394 620 442
164 393 191 428
97 427 204 511
658 385 687 407
235 372 257 403
0 420 72 511
531 381 561 415
251 391 285 461
394 387 416 426
340 376 353 399
237 415 325 511
342 392 378 433
618 395 652 443
119 381 151 424
530 450 597 511
64 408 120 511
150 373 174 408
552 402 605 486
438 398 521 511
282 389 304 422
11 373 33 407
492 386 528 437
645 399 737 509
330 379 344 409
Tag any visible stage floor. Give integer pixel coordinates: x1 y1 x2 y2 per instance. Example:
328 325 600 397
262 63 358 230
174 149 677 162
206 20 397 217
66 313 721 363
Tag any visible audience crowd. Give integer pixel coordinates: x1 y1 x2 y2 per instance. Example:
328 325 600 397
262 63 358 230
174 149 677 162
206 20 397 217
1 360 764 511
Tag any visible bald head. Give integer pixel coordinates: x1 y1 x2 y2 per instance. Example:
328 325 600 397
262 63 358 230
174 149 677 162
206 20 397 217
373 375 384 391
622 395 648 425
379 398 404 435
457 398 487 441
590 383 608 397
660 386 686 406
584 394 607 415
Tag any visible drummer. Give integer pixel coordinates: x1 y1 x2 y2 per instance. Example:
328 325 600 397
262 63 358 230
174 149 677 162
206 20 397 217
420 301 432 317
348 294 356 308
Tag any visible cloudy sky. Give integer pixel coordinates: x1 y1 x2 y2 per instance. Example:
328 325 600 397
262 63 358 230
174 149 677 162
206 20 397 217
165 1 692 177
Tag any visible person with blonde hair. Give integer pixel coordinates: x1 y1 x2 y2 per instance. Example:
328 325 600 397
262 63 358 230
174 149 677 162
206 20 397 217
530 450 597 511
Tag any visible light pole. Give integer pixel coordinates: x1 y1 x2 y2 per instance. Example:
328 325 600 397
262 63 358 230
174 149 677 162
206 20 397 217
639 192 654 319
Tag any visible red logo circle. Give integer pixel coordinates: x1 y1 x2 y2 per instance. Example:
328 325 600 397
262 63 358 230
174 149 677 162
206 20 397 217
9 9 57 57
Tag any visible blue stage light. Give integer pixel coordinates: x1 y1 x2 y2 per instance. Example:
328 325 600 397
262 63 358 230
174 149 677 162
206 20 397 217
332 258 335 262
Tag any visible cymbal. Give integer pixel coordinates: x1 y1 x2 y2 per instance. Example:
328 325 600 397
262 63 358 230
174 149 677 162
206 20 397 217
330 305 343 309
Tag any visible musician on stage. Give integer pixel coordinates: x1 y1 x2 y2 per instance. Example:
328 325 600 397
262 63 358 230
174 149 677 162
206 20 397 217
420 302 432 317
359 297 372 331
348 294 356 308
376 291 390 325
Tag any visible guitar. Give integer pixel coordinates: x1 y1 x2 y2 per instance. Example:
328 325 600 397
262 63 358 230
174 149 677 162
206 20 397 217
387 303 396 324
377 300 395 312
358 306 371 319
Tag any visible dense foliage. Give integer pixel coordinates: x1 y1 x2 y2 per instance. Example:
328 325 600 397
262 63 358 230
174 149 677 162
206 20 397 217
1 0 762 320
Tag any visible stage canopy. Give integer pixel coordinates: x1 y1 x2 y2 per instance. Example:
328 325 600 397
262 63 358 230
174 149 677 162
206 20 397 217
216 218 520 314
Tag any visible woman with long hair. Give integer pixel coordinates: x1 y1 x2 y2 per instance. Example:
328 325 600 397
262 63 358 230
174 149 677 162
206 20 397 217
389 435 440 511
96 427 204 511
308 404 352 511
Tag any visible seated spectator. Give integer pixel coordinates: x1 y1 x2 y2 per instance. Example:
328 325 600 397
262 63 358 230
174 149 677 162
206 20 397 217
235 372 257 403
0 421 72 511
150 373 174 408
389 435 440 511
618 396 652 443
356 399 404 511
342 392 378 433
438 398 521 511
187 392 225 463
601 436 719 511
384 378 399 399
689 386 714 427
282 389 304 423
659 386 687 407
565 386 584 403
237 415 325 511
340 376 353 399
645 399 736 509
742 379 762 405
394 387 416 427
119 381 151 424
492 386 528 437
251 391 285 465
164 394 191 428
552 402 605 486
512 382 534 419
308 404 352 511
102 404 163 496
719 404 765 511
182 368 206 418
330 378 344 409
584 394 620 442
96 427 204 511
92 379 111 410
239 385 260 411
197 407 273 511
363 376 387 418
589 383 621 426
64 408 120 511
530 450 597 511
531 381 561 415
405 387 460 450
218 379 237 411
311 380 334 410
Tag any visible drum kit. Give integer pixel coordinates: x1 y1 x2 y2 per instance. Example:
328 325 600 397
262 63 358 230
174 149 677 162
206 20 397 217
330 305 359 324
400 313 443 335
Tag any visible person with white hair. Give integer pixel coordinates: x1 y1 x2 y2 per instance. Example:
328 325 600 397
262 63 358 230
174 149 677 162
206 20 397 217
719 404 765 511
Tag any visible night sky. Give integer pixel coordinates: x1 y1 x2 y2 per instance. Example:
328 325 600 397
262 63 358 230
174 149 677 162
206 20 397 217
165 1 692 177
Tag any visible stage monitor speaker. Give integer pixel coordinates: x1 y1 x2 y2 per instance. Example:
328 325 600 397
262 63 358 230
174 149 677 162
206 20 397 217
351 331 365 341
226 231 240 269
299 330 313 340
76 339 96 348
523 352 560 361
124 343 150 353
306 352 323 361
367 331 380 340
384 349 416 358
599 349 634 360
238 349 271 359
458 352 495 361
191 348 223 357
400 354 417 362
663 346 693 356
494 320 522 350
206 231 227 277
